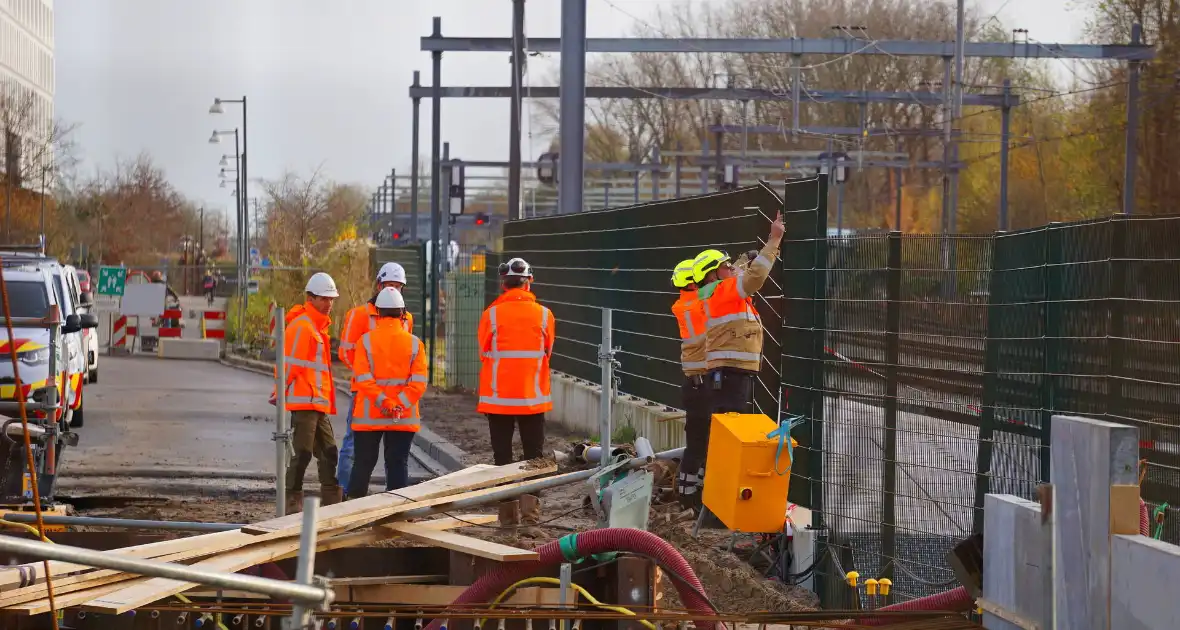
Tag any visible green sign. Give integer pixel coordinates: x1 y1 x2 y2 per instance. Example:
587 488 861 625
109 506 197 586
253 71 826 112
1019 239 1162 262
97 266 126 296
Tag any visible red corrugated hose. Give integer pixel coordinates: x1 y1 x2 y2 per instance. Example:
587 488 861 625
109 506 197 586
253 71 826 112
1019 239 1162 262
423 528 718 630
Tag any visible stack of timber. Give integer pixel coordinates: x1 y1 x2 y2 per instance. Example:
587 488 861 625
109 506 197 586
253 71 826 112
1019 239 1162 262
0 460 559 616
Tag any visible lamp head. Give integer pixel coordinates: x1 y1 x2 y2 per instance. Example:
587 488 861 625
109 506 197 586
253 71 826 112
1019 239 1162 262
208 131 220 145
209 98 225 114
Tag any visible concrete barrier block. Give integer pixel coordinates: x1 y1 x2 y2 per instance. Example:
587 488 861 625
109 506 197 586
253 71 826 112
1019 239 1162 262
548 371 686 451
157 338 222 361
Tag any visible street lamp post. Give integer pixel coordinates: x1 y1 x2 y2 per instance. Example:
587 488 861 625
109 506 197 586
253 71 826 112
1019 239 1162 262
210 128 243 334
211 97 249 331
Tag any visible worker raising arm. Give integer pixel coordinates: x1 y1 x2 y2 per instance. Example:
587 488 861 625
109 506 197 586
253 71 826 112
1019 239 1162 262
477 257 555 529
346 287 428 499
271 272 343 514
670 258 711 511
693 211 785 414
336 262 414 494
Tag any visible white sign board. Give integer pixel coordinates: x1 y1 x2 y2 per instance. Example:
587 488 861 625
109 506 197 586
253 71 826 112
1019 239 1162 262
121 283 166 318
94 294 121 313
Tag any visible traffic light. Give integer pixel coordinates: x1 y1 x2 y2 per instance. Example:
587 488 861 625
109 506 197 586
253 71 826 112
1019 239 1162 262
474 212 489 226
392 231 402 240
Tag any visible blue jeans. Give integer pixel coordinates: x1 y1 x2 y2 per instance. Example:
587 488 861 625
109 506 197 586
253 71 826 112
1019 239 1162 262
346 430 415 499
336 399 356 490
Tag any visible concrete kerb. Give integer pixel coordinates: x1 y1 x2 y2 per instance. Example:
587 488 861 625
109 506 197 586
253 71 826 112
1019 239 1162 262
220 354 468 474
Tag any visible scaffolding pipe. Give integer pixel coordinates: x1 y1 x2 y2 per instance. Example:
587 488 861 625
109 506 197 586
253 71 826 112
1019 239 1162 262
0 512 242 532
0 535 333 607
274 307 289 517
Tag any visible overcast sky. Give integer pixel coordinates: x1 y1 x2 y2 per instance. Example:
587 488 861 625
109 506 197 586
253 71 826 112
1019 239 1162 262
55 0 1088 223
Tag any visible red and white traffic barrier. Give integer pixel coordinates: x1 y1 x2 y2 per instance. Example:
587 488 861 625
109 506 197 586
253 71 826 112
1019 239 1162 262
112 316 128 348
202 310 227 340
158 309 183 338
268 302 277 348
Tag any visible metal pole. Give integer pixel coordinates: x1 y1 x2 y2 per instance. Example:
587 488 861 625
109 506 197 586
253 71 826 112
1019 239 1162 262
632 167 639 204
390 168 397 239
241 96 249 276
999 79 1012 231
1122 23 1142 216
598 308 613 471
274 307 288 517
713 112 723 190
791 54 801 133
674 141 682 198
836 178 844 235
428 16 443 384
0 535 332 606
286 496 322 630
949 0 965 236
0 512 241 532
939 57 952 235
509 0 526 221
894 136 903 230
651 146 660 201
700 134 709 194
557 0 587 215
411 70 422 242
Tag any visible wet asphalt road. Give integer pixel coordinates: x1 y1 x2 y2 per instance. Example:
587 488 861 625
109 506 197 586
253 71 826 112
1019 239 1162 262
58 355 422 496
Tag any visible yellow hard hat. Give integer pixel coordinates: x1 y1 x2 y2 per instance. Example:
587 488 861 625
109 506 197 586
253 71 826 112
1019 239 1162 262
692 249 730 283
671 259 696 289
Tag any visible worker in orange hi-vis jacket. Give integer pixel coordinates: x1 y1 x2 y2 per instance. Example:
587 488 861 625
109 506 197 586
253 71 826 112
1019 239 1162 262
670 258 710 511
336 262 414 492
693 211 785 415
477 257 555 527
271 272 341 515
345 287 428 499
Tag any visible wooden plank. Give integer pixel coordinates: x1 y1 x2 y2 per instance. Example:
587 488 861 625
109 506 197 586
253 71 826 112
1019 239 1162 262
1111 535 1180 630
7 576 153 616
981 495 1046 630
0 465 513 594
242 461 553 536
381 523 538 562
328 575 449 586
1050 414 1138 630
78 514 494 614
338 584 566 606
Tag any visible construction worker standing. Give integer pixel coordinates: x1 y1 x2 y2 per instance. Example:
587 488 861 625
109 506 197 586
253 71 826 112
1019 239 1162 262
477 258 555 527
670 259 710 510
693 212 785 414
346 287 428 499
336 262 414 493
273 272 342 513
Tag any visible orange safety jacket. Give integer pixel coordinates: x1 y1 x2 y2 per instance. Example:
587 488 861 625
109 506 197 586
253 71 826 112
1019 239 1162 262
338 301 414 386
699 242 779 373
351 318 428 431
477 288 555 415
272 303 337 414
671 290 708 376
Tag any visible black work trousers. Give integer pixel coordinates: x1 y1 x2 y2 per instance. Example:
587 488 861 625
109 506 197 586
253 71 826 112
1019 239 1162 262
486 413 546 466
346 430 415 499
676 374 712 510
711 368 756 414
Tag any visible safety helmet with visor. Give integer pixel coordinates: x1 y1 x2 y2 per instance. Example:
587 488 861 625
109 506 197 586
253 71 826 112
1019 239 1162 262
498 257 533 279
671 259 697 289
692 249 731 284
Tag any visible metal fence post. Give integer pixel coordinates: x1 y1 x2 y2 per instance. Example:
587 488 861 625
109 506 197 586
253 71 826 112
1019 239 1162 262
598 308 617 470
1040 223 1063 482
1107 216 1128 423
972 230 1006 532
273 308 290 517
285 496 322 629
881 231 902 581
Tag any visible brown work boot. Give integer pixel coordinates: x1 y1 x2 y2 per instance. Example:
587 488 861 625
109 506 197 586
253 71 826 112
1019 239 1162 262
498 500 521 528
519 494 543 525
285 491 304 515
320 484 343 506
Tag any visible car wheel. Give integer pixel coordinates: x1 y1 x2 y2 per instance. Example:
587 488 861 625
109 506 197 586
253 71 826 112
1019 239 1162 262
88 369 98 384
70 404 84 428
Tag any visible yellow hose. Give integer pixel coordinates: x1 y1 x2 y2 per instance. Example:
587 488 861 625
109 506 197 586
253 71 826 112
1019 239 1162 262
0 518 55 543
478 576 656 630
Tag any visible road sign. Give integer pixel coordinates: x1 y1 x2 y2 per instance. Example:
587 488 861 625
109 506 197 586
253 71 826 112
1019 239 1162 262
97 266 126 296
247 278 260 294
94 294 121 313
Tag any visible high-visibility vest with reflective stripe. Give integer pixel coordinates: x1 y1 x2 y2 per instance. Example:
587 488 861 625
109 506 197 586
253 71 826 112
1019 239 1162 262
671 291 708 376
699 276 763 373
271 304 337 414
351 319 428 431
339 302 415 387
477 288 555 415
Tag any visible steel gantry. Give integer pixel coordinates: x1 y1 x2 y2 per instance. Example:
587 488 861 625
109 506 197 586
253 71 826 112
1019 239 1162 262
413 7 1153 231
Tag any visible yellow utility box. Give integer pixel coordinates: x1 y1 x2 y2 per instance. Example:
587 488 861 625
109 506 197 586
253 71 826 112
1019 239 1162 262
702 412 796 533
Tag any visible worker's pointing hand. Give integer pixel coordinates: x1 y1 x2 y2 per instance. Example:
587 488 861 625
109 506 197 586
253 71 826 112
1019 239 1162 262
770 211 785 241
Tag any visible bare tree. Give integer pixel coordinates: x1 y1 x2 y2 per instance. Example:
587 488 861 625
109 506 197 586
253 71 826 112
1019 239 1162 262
1 81 77 243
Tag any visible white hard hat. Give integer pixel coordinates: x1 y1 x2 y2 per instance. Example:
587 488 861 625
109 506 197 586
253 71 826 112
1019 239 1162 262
304 272 339 298
374 287 405 309
376 262 407 285
499 257 533 278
